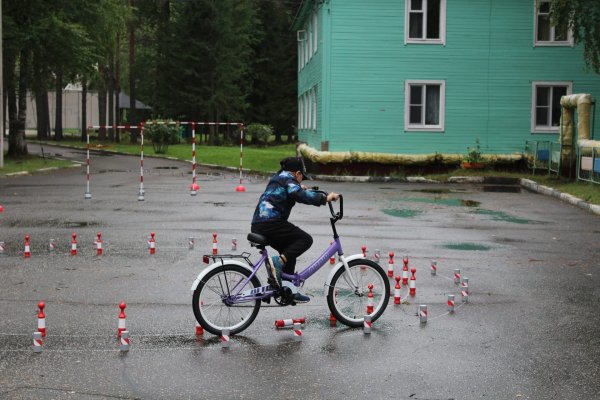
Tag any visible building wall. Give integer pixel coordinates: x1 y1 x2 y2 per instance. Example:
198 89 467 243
298 0 600 155
25 91 102 130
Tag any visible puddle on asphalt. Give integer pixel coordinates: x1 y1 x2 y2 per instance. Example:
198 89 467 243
438 243 492 251
155 166 179 170
482 185 521 193
471 209 531 224
399 197 481 207
381 209 423 218
98 169 127 173
8 219 99 228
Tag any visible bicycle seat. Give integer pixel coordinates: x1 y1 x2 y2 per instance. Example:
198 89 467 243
247 233 269 247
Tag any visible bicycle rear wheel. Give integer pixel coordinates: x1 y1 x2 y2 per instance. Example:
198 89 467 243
192 264 261 336
326 259 390 327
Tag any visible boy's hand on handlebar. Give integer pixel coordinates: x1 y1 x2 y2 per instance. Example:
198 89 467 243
326 192 340 202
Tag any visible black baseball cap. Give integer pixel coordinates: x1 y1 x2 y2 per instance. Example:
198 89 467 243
280 156 312 180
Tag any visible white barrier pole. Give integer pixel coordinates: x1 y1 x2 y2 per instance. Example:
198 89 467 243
138 124 145 201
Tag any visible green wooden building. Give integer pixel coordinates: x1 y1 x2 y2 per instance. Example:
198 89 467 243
293 0 599 162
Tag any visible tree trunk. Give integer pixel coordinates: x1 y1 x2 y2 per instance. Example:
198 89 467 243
128 0 138 144
8 50 28 157
115 33 121 143
80 79 88 142
98 66 107 141
35 91 47 139
107 49 115 141
54 67 64 141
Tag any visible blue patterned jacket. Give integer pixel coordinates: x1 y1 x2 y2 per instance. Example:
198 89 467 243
251 171 326 224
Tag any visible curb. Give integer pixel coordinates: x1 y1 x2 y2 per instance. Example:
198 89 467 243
520 178 600 216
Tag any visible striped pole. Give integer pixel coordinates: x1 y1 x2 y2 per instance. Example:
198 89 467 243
461 277 469 303
235 124 246 192
32 331 43 353
84 128 92 199
190 122 199 196
363 314 372 334
221 329 230 348
447 294 455 312
138 124 145 201
120 330 130 352
419 304 428 324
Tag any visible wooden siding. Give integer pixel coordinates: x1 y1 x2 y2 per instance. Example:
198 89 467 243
297 0 600 155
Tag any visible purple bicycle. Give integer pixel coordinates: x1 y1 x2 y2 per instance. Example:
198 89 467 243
191 192 390 335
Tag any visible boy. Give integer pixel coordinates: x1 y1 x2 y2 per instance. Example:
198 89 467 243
251 156 339 303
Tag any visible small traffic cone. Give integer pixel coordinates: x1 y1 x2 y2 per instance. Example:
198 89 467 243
24 235 31 258
95 232 103 256
195 322 204 336
361 245 367 258
454 269 461 285
402 256 409 286
220 329 230 348
366 284 374 315
419 305 428 324
37 302 46 338
447 294 455 312
461 277 469 303
117 302 127 338
70 232 77 256
148 232 156 255
387 252 395 277
329 312 337 327
409 267 416 296
32 332 43 353
363 314 372 334
275 317 306 329
212 233 218 255
329 242 335 265
394 276 401 305
120 330 130 352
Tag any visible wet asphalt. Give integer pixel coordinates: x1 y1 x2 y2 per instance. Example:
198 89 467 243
0 145 599 399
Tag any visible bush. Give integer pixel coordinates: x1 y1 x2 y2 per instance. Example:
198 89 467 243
245 123 273 146
144 120 180 153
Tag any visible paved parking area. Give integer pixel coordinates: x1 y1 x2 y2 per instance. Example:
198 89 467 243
0 146 599 399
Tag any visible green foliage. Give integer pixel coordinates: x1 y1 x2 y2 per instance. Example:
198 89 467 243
245 123 274 146
143 121 180 153
551 0 600 73
465 138 484 163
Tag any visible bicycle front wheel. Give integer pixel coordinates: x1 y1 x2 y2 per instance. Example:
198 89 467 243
192 264 261 336
326 259 390 327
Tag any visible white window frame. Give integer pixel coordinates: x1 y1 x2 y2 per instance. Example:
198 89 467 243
531 81 572 133
404 80 446 132
311 87 317 129
533 0 573 47
298 96 303 129
313 12 318 54
404 0 446 46
308 18 313 60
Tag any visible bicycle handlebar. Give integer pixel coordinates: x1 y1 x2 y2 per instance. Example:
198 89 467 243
310 188 343 221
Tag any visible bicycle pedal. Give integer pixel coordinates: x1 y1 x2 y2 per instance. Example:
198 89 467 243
261 297 271 304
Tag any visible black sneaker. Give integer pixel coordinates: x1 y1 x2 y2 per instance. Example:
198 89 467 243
293 292 310 303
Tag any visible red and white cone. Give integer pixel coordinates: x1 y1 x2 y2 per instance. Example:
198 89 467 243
32 331 43 353
361 245 367 258
117 302 127 338
387 252 395 277
409 267 417 296
148 232 156 255
24 235 31 258
329 312 337 327
363 314 372 334
37 301 46 338
366 283 374 315
195 322 204 336
293 323 303 341
461 277 469 303
120 330 130 352
212 233 218 255
447 294 455 312
95 232 103 256
402 256 409 286
220 329 230 348
431 260 437 276
394 276 401 305
419 305 428 324
70 232 77 256
275 317 306 329
454 269 461 285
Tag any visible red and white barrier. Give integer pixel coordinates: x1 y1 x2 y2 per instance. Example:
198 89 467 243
275 317 306 329
235 126 246 192
409 267 416 296
374 249 380 265
231 238 237 251
120 330 130 352
387 251 395 277
24 235 31 258
447 294 455 312
454 269 461 285
117 302 127 338
95 232 103 256
70 232 77 256
212 233 218 255
148 232 156 255
138 124 145 201
394 276 401 305
419 304 428 324
37 302 46 338
402 256 409 286
85 131 92 200
431 260 437 276
363 314 372 334
366 283 374 315
190 122 199 196
220 329 230 348
293 323 303 341
32 331 43 353
195 322 204 336
461 277 469 303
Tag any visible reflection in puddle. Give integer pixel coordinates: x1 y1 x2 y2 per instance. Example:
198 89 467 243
439 243 492 251
382 209 423 218
471 209 531 224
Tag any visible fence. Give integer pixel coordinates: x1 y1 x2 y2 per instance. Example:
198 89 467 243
576 144 600 184
524 140 560 176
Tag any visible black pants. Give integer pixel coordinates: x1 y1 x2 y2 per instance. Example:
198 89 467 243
251 221 313 274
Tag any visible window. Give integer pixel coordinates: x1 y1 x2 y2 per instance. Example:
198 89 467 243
311 87 317 129
405 0 446 45
308 18 313 59
531 82 572 132
313 12 318 54
404 80 445 131
535 0 571 45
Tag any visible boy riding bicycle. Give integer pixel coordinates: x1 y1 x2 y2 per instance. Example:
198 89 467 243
251 156 339 303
